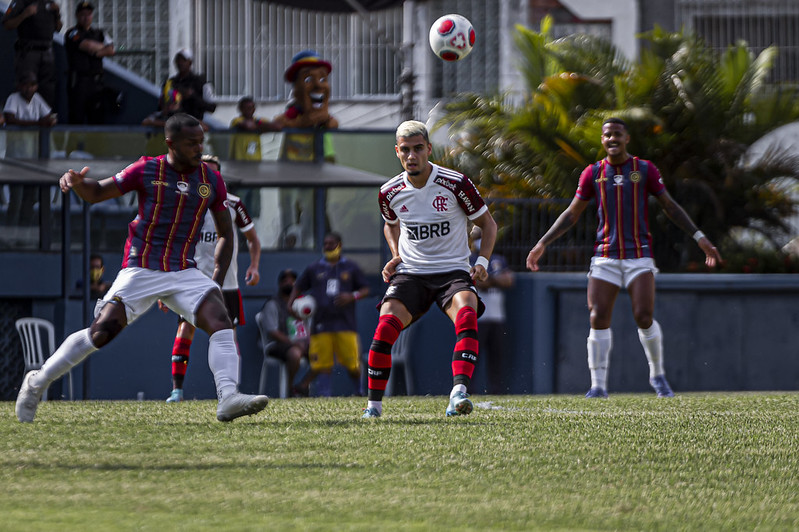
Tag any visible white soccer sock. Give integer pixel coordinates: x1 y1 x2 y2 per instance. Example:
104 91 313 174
32 328 97 390
450 383 467 398
367 400 382 414
587 328 612 390
208 328 240 400
638 320 664 379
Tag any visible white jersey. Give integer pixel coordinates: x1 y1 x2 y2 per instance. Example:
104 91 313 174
194 193 254 290
379 163 487 275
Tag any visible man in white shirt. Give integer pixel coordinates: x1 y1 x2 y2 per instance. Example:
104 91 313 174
362 120 498 419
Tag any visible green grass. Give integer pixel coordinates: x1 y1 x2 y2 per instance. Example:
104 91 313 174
3 393 799 531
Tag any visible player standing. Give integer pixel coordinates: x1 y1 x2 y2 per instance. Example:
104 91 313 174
15 113 268 422
526 117 722 398
362 120 497 418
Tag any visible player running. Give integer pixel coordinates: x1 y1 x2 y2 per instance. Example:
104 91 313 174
362 120 497 418
15 113 268 423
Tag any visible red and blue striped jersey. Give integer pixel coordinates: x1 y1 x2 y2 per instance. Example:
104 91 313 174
112 155 228 272
575 157 666 259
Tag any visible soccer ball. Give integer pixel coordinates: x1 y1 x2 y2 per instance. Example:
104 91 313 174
292 295 316 319
429 14 475 62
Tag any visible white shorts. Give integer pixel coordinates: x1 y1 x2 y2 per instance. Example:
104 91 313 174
588 257 659 288
95 267 221 326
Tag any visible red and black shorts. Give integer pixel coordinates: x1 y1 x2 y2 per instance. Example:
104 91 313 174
380 270 484 325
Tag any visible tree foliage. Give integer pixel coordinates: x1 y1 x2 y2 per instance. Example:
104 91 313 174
435 19 799 271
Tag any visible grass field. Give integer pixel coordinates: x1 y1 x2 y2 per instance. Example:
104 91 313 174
3 393 799 531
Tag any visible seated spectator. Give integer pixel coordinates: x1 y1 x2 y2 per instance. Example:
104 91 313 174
257 269 310 396
3 71 57 127
229 96 280 161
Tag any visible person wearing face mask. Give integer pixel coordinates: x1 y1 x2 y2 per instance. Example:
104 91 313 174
289 232 369 397
256 269 309 396
75 253 111 300
468 226 514 395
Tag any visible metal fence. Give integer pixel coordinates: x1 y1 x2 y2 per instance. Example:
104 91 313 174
676 0 799 83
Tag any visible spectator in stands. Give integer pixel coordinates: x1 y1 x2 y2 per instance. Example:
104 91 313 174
76 253 112 300
229 96 280 161
2 0 62 109
160 48 216 121
141 88 181 128
3 71 57 126
65 1 116 124
469 226 514 394
163 154 261 403
256 269 309 396
289 232 369 397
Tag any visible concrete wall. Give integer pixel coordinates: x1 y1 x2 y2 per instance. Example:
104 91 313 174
7 260 799 400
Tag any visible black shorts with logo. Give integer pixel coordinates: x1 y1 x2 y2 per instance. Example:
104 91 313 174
380 270 484 325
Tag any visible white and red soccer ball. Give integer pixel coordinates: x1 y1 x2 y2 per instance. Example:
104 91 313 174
292 295 316 319
429 14 476 62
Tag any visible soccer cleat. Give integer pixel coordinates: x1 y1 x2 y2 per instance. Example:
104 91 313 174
216 392 269 422
361 407 381 419
166 389 183 403
585 387 609 398
650 375 675 397
16 371 44 423
446 391 473 416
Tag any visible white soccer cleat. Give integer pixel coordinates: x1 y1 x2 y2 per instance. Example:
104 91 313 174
216 392 269 422
16 371 44 423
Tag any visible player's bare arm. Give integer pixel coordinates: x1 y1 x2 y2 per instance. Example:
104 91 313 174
471 211 497 282
211 208 234 286
656 191 722 268
527 197 589 271
381 222 402 282
59 167 122 203
243 227 261 286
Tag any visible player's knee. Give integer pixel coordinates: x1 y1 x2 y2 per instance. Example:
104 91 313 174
89 318 124 348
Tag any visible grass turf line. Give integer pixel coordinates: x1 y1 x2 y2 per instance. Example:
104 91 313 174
2 393 798 531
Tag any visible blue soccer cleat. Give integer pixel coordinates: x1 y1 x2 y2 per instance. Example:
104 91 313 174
650 375 675 397
585 387 609 399
446 391 473 416
166 388 183 403
362 407 381 418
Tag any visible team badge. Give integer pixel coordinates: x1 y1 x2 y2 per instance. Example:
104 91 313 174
432 195 449 212
630 171 641 183
198 184 211 198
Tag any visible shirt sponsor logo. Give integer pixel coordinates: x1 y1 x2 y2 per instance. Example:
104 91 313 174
406 221 450 240
199 231 217 243
384 184 404 203
176 181 189 194
434 176 457 190
457 190 473 211
613 174 623 186
432 195 449 212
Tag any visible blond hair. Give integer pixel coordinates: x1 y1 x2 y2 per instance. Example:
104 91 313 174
395 120 429 143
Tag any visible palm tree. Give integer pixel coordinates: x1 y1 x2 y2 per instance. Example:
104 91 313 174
436 17 799 272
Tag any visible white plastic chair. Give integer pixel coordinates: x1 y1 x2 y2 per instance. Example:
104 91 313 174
385 328 414 396
15 317 74 400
